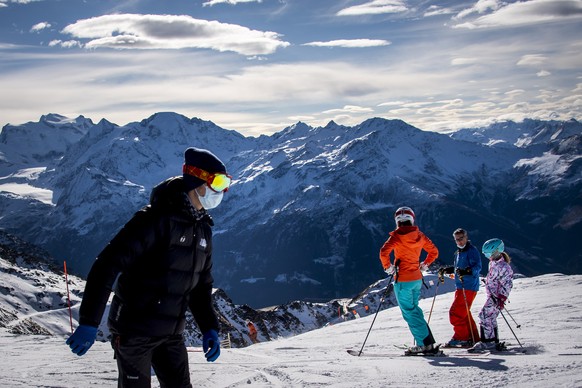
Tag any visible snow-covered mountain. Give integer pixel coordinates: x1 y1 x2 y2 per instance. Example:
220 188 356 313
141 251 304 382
449 118 582 149
0 113 580 307
0 114 92 174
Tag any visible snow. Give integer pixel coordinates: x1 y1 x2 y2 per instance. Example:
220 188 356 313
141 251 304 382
514 152 579 183
0 168 54 205
1 274 581 387
0 183 54 205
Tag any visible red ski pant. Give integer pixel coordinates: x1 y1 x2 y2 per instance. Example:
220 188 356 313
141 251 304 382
449 289 480 342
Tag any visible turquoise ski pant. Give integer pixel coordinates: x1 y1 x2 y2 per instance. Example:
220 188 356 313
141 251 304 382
394 279 431 345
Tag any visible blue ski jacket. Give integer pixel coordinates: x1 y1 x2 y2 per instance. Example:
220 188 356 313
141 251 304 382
453 242 482 291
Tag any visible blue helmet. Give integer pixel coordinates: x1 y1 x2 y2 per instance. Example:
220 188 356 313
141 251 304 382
482 238 504 259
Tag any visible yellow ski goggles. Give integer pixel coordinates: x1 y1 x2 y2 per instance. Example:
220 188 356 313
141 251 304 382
183 164 232 192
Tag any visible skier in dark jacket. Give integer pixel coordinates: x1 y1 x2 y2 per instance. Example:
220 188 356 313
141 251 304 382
66 147 230 387
438 228 482 347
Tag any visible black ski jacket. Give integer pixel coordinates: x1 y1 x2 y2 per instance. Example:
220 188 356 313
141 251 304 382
79 176 219 337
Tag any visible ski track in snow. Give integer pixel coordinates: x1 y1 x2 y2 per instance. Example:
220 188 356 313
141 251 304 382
1 274 582 387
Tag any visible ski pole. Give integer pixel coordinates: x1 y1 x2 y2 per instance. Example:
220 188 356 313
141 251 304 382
504 307 521 329
427 275 442 325
421 277 430 290
460 277 476 344
499 308 523 348
356 274 394 356
64 261 74 335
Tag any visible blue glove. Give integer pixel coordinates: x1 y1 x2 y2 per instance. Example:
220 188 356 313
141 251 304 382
66 325 97 356
202 329 220 362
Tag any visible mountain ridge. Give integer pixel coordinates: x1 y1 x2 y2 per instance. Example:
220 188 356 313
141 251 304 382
0 113 580 307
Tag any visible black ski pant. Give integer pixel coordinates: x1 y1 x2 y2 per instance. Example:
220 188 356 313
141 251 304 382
111 334 192 388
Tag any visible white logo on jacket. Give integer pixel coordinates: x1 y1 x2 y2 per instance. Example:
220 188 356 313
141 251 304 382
199 238 207 248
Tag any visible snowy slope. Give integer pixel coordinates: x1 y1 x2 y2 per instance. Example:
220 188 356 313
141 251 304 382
0 273 580 387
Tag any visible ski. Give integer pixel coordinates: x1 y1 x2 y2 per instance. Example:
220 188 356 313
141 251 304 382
347 348 448 358
467 341 527 354
347 347 509 358
391 341 527 355
347 349 443 358
347 341 527 358
467 347 527 355
403 344 444 357
404 350 446 357
441 342 474 349
392 343 447 356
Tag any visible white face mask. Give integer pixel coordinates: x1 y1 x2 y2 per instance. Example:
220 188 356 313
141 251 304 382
197 188 223 209
454 235 467 249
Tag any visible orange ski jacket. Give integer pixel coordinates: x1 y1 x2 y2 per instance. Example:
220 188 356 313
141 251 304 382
379 225 439 282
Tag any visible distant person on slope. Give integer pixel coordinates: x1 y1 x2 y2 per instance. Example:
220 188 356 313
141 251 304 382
66 147 230 387
379 206 440 355
469 238 513 353
438 228 482 348
247 320 259 344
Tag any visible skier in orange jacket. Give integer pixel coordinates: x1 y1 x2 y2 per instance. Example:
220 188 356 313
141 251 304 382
379 206 440 355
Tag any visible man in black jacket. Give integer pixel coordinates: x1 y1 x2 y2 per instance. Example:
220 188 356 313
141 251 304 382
66 147 230 387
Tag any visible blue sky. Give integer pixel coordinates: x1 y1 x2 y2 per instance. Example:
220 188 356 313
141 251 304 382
1 0 581 136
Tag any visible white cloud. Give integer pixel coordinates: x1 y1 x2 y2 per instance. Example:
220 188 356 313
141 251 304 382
470 101 496 110
424 5 456 17
505 89 526 98
377 100 409 107
61 14 290 55
30 22 50 32
49 40 81 48
202 0 262 5
453 0 582 29
337 0 408 16
321 105 374 114
1 0 38 5
288 115 316 122
517 54 548 66
454 0 501 20
402 101 435 109
537 70 551 77
438 98 464 107
303 39 390 48
451 57 478 66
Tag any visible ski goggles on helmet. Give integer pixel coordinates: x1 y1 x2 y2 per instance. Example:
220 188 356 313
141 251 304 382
183 164 232 193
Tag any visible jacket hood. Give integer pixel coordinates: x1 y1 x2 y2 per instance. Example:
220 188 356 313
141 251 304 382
149 177 215 226
149 176 188 212
392 225 420 242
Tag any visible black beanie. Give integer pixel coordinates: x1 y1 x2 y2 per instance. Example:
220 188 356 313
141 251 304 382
183 147 227 192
